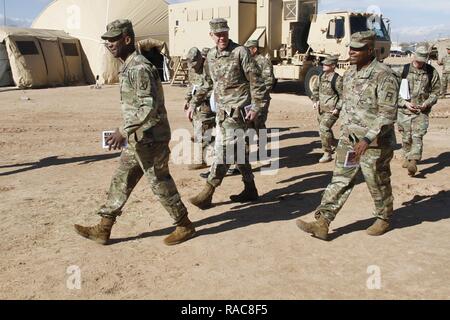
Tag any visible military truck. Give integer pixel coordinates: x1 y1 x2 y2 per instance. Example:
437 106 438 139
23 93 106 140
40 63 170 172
168 0 392 95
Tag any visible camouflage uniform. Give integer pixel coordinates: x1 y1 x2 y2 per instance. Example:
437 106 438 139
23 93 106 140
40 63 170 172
250 53 274 132
185 48 215 164
98 51 188 225
190 39 266 188
317 56 399 222
311 66 343 154
440 51 450 96
397 60 440 161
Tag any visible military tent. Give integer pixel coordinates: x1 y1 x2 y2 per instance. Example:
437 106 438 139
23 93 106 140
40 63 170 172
32 0 171 84
0 27 86 88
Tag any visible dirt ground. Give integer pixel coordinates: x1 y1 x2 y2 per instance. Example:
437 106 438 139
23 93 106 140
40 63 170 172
1 78 449 300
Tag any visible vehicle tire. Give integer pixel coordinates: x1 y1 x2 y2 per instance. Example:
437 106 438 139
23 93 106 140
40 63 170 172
304 65 323 98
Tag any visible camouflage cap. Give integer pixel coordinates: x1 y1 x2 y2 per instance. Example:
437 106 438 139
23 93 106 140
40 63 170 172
244 40 259 48
323 55 339 65
209 18 230 33
414 46 429 62
186 47 202 63
201 47 210 57
348 31 376 49
101 19 134 40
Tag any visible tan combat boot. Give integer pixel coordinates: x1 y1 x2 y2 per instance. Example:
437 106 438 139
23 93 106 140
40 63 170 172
407 160 417 176
366 218 390 236
74 217 115 245
189 183 215 209
164 216 197 246
230 180 259 203
402 159 409 168
296 215 330 240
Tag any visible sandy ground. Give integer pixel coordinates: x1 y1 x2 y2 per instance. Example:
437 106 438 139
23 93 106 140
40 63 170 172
0 79 449 300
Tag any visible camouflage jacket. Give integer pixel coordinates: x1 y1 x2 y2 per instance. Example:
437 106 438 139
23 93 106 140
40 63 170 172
254 54 275 101
397 63 440 115
118 51 171 144
341 58 399 146
442 55 450 74
185 67 210 104
190 40 266 116
311 71 344 112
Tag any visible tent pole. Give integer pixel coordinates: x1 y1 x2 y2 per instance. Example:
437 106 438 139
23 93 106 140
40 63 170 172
105 0 110 26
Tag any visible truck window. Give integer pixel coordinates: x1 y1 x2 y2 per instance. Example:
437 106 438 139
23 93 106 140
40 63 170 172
327 18 345 39
350 15 390 41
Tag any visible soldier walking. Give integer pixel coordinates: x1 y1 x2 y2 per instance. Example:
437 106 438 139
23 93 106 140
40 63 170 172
184 47 216 170
74 20 196 246
439 45 450 98
296 31 399 240
310 55 343 163
244 39 275 156
397 46 441 177
188 18 266 209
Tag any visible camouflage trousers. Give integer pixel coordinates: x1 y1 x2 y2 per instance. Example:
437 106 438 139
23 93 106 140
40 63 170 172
207 108 254 188
247 101 270 150
317 112 338 153
96 142 188 225
316 136 394 222
441 72 450 96
397 111 429 161
192 104 216 163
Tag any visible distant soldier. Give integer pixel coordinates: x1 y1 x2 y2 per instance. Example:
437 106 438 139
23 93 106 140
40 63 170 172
397 46 440 177
296 31 399 240
439 45 450 98
74 19 196 246
244 40 275 147
188 18 266 209
310 55 343 163
184 47 215 170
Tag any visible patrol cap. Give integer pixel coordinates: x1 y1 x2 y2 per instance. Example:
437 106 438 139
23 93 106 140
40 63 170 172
102 19 134 40
201 47 210 57
186 47 202 63
414 46 429 63
244 40 259 48
348 31 376 49
323 55 339 65
209 18 230 33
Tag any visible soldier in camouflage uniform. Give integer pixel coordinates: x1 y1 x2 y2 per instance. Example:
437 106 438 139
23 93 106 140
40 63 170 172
296 31 399 240
310 55 343 163
189 18 267 209
184 47 216 170
244 40 275 141
439 45 450 98
74 20 195 246
397 46 441 177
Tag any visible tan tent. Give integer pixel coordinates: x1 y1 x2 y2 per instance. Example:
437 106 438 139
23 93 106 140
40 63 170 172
0 27 86 88
33 0 170 84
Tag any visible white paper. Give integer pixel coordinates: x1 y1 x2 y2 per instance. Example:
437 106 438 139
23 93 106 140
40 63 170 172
399 79 411 100
191 85 197 96
209 90 217 113
344 150 360 168
102 131 128 149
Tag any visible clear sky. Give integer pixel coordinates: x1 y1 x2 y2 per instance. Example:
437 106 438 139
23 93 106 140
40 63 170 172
1 0 449 43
